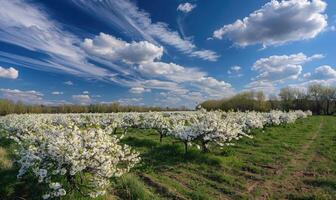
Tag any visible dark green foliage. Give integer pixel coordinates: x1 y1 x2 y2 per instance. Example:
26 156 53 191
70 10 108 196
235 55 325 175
200 84 336 115
0 99 189 116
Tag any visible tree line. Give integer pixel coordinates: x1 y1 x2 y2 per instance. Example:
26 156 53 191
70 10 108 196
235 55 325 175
1 83 335 115
200 84 336 115
0 100 189 116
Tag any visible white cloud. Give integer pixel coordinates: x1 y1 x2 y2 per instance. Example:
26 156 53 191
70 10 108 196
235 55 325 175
293 65 336 90
129 87 151 94
213 0 327 47
230 65 241 72
0 88 43 104
82 33 163 64
0 0 110 78
138 61 205 83
52 91 63 95
0 0 233 107
177 3 196 13
304 65 336 80
118 97 143 105
64 81 74 86
82 32 232 104
72 94 91 104
142 79 185 91
189 50 219 62
0 66 18 79
227 65 243 77
82 91 89 94
252 53 323 83
244 81 278 97
289 78 336 90
244 53 324 98
192 77 234 98
72 0 218 61
137 62 234 100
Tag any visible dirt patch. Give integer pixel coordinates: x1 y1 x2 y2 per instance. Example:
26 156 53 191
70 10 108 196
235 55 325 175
0 147 12 169
252 118 324 199
139 173 188 200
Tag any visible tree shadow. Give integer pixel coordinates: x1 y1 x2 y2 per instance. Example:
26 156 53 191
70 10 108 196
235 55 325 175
0 167 43 200
122 136 159 149
303 179 336 190
124 137 222 172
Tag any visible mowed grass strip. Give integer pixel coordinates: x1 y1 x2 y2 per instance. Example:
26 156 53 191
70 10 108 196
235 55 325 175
0 116 335 200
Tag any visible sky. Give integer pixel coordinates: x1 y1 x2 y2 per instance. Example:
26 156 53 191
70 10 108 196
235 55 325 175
0 0 335 107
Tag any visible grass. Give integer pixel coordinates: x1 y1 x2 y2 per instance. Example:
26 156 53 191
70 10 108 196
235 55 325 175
0 116 335 199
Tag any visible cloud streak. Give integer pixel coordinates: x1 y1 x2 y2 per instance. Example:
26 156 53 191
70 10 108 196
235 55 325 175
0 88 44 104
0 0 111 79
71 0 219 61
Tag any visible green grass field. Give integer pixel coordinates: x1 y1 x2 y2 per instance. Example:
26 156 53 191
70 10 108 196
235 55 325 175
1 116 335 200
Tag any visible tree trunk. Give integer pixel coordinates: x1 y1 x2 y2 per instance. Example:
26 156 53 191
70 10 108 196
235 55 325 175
326 100 330 115
159 133 163 143
184 141 188 154
202 141 209 152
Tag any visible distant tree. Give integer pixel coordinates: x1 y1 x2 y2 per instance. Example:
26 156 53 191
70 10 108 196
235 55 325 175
308 84 324 114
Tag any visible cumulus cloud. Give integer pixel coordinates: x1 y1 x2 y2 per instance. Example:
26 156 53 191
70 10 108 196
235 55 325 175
72 94 91 104
177 3 196 13
82 32 232 104
0 88 43 104
138 63 234 100
51 91 63 95
244 81 278 97
293 65 336 90
72 0 218 61
227 65 243 77
82 33 163 64
64 81 74 86
252 53 323 83
0 66 18 79
304 65 336 80
229 65 241 72
129 87 151 94
192 77 234 97
213 0 328 47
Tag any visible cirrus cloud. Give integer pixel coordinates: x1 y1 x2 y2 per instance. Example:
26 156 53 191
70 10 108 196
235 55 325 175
51 91 63 95
71 0 218 61
129 87 151 94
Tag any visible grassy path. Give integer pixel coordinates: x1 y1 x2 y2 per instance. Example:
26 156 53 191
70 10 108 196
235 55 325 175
253 117 325 199
0 116 335 200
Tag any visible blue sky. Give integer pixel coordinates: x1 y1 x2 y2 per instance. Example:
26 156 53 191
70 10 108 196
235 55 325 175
0 0 335 107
